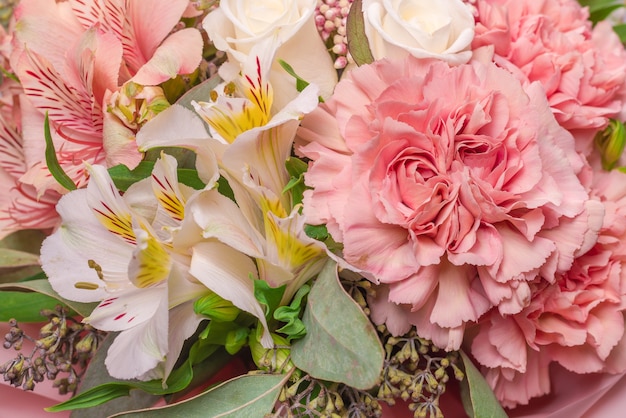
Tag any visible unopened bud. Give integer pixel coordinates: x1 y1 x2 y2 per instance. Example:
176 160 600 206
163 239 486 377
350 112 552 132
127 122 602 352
194 292 241 322
249 331 294 373
595 119 626 171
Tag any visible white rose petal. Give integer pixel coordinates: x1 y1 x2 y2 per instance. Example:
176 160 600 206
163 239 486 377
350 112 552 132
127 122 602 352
363 0 475 64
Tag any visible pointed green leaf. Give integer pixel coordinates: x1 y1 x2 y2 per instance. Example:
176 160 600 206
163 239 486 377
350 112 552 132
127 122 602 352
109 373 289 418
291 260 384 389
0 248 40 268
278 60 310 92
346 0 375 66
0 279 97 318
0 229 47 254
44 112 77 191
0 291 69 321
459 350 508 418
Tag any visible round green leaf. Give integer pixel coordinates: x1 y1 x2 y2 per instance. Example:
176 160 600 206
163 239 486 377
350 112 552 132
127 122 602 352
291 260 384 389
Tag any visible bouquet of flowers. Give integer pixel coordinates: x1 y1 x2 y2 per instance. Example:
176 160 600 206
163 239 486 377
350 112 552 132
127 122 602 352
2 0 626 416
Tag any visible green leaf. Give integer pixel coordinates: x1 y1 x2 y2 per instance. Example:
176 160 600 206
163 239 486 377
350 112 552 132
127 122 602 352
459 351 508 418
0 229 47 254
0 248 43 284
578 0 624 23
68 333 162 418
44 112 77 191
175 73 223 112
253 280 286 319
0 291 70 322
291 260 384 389
108 161 205 192
274 284 310 342
304 224 329 241
108 161 154 191
346 0 375 66
278 60 310 93
109 373 290 418
52 334 227 413
613 23 626 43
0 279 97 318
0 248 39 268
283 157 309 207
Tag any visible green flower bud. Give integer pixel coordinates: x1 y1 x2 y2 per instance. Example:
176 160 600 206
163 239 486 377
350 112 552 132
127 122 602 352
249 330 294 373
224 327 249 355
194 292 241 322
595 119 626 171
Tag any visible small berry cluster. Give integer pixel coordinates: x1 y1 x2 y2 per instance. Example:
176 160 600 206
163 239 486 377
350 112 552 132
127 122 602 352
1 306 105 395
314 0 354 69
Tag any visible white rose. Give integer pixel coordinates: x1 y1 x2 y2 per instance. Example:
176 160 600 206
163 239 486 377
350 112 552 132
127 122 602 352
203 0 337 109
362 0 475 65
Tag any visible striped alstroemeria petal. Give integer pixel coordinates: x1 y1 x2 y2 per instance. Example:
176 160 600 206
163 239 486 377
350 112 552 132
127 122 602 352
86 164 136 245
151 153 186 222
128 226 171 289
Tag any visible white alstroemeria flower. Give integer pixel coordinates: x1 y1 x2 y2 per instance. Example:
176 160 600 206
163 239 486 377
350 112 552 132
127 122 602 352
41 156 207 380
203 0 337 108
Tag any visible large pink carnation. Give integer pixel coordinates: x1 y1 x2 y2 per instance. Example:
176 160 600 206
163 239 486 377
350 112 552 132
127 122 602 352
472 168 626 408
297 56 594 350
473 0 626 153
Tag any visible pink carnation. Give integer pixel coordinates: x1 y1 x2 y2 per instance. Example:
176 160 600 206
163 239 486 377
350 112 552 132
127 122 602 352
473 0 626 153
472 168 626 408
297 56 594 351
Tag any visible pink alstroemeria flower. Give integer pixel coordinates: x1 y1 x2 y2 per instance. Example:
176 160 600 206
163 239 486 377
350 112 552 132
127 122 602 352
10 0 203 196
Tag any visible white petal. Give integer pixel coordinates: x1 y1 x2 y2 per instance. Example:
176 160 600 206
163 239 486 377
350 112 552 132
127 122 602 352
104 291 169 380
187 189 264 257
190 241 272 347
86 285 166 332
40 189 133 302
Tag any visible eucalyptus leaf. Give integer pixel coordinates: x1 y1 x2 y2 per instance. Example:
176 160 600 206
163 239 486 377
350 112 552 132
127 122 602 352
175 73 223 112
291 260 384 389
346 0 375 66
109 373 290 418
0 279 97 318
0 248 43 284
459 350 508 418
0 229 47 253
0 248 40 268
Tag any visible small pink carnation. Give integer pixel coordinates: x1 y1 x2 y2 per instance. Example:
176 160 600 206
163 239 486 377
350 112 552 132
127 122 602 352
297 56 593 350
471 169 626 408
473 0 626 153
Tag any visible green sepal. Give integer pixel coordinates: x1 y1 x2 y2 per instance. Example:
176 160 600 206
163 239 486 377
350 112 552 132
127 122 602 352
274 284 310 342
253 279 286 319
